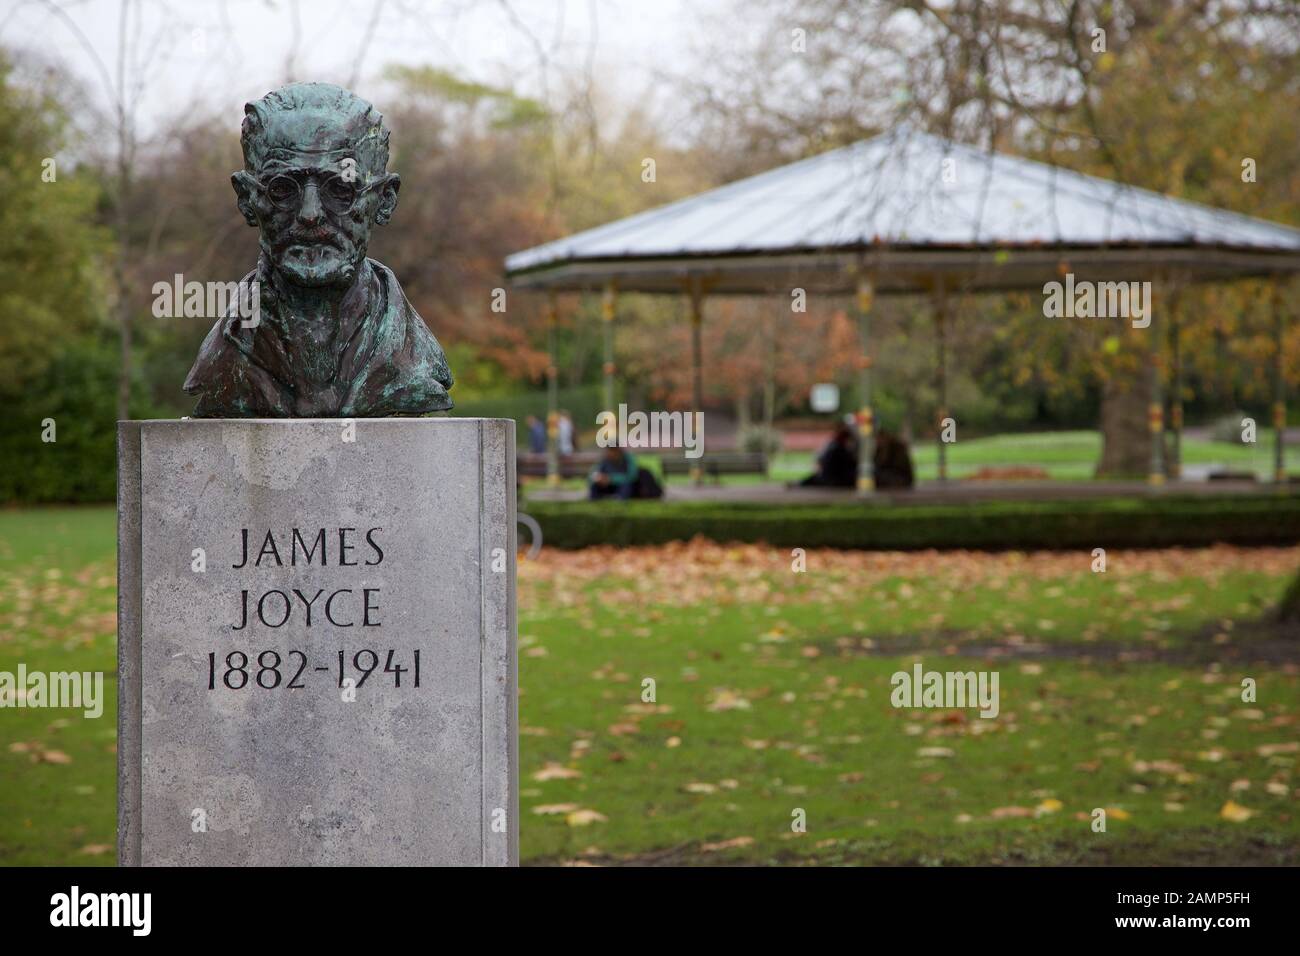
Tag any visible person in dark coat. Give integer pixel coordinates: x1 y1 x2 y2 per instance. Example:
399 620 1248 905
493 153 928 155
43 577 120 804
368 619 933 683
873 427 915 489
526 415 546 454
589 447 640 500
799 424 859 487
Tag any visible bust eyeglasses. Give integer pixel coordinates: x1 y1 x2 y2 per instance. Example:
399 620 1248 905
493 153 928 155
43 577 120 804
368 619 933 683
251 170 391 215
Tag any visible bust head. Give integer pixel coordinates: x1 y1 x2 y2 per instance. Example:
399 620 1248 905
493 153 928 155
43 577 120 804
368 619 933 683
186 82 453 418
231 82 399 289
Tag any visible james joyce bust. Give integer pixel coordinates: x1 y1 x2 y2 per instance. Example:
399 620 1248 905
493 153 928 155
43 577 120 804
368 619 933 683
184 82 453 417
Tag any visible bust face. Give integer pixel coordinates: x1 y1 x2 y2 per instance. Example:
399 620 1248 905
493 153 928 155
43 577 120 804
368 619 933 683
235 148 398 289
231 84 400 291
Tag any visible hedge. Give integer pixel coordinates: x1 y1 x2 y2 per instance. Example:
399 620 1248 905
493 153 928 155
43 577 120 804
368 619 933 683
0 339 157 506
522 494 1300 551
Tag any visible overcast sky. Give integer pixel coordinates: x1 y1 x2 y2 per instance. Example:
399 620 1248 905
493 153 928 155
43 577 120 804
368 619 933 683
1 0 715 137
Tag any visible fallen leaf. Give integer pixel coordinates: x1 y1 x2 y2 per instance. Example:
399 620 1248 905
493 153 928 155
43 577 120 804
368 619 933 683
1219 800 1255 823
565 809 607 827
1257 742 1300 757
707 689 752 712
532 763 581 782
989 806 1033 819
532 803 579 815
916 746 955 759
700 836 754 852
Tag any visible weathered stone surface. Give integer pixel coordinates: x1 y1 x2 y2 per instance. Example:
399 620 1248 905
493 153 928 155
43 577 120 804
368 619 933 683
117 418 517 865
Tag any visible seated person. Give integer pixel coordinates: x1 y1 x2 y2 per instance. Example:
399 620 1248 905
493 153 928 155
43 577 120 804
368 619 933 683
798 424 859 487
589 447 640 500
873 427 915 489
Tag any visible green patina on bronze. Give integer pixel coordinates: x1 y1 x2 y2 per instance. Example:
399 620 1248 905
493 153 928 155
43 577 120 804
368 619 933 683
184 82 453 417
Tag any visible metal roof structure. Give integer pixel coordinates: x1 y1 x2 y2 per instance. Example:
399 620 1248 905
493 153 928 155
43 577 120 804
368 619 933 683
505 126 1300 295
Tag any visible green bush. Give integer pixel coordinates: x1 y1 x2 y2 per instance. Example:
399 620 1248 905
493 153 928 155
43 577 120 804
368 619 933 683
1210 411 1253 444
523 495 1300 551
737 424 783 455
0 338 154 505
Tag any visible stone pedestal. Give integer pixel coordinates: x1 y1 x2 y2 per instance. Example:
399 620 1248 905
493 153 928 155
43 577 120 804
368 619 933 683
117 418 517 866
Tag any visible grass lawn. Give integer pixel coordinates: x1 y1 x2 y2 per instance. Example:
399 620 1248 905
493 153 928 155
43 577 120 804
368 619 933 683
530 429 1300 492
903 428 1300 483
2 506 1298 865
0 508 118 865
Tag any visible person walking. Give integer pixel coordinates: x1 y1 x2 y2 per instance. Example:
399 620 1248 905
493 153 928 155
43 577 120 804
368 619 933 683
558 410 575 455
525 415 546 454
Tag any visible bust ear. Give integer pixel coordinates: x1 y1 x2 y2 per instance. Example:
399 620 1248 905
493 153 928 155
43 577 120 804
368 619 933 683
375 174 400 226
231 171 259 226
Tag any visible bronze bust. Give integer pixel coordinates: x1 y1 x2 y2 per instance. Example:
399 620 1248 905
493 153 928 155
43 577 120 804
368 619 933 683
184 82 453 417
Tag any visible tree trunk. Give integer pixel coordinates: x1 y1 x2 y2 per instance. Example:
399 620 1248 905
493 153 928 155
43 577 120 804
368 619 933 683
116 248 131 422
1277 569 1300 623
735 391 751 431
1096 357 1151 478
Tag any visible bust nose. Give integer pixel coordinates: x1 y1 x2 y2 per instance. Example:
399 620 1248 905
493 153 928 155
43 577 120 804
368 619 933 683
297 182 324 224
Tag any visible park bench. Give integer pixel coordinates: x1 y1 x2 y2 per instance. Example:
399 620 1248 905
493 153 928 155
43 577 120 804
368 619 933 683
517 451 602 479
657 450 768 480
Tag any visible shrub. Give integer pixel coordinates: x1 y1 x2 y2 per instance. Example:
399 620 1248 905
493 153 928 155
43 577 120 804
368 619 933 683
0 338 155 504
737 424 783 455
1210 412 1253 444
523 495 1300 551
